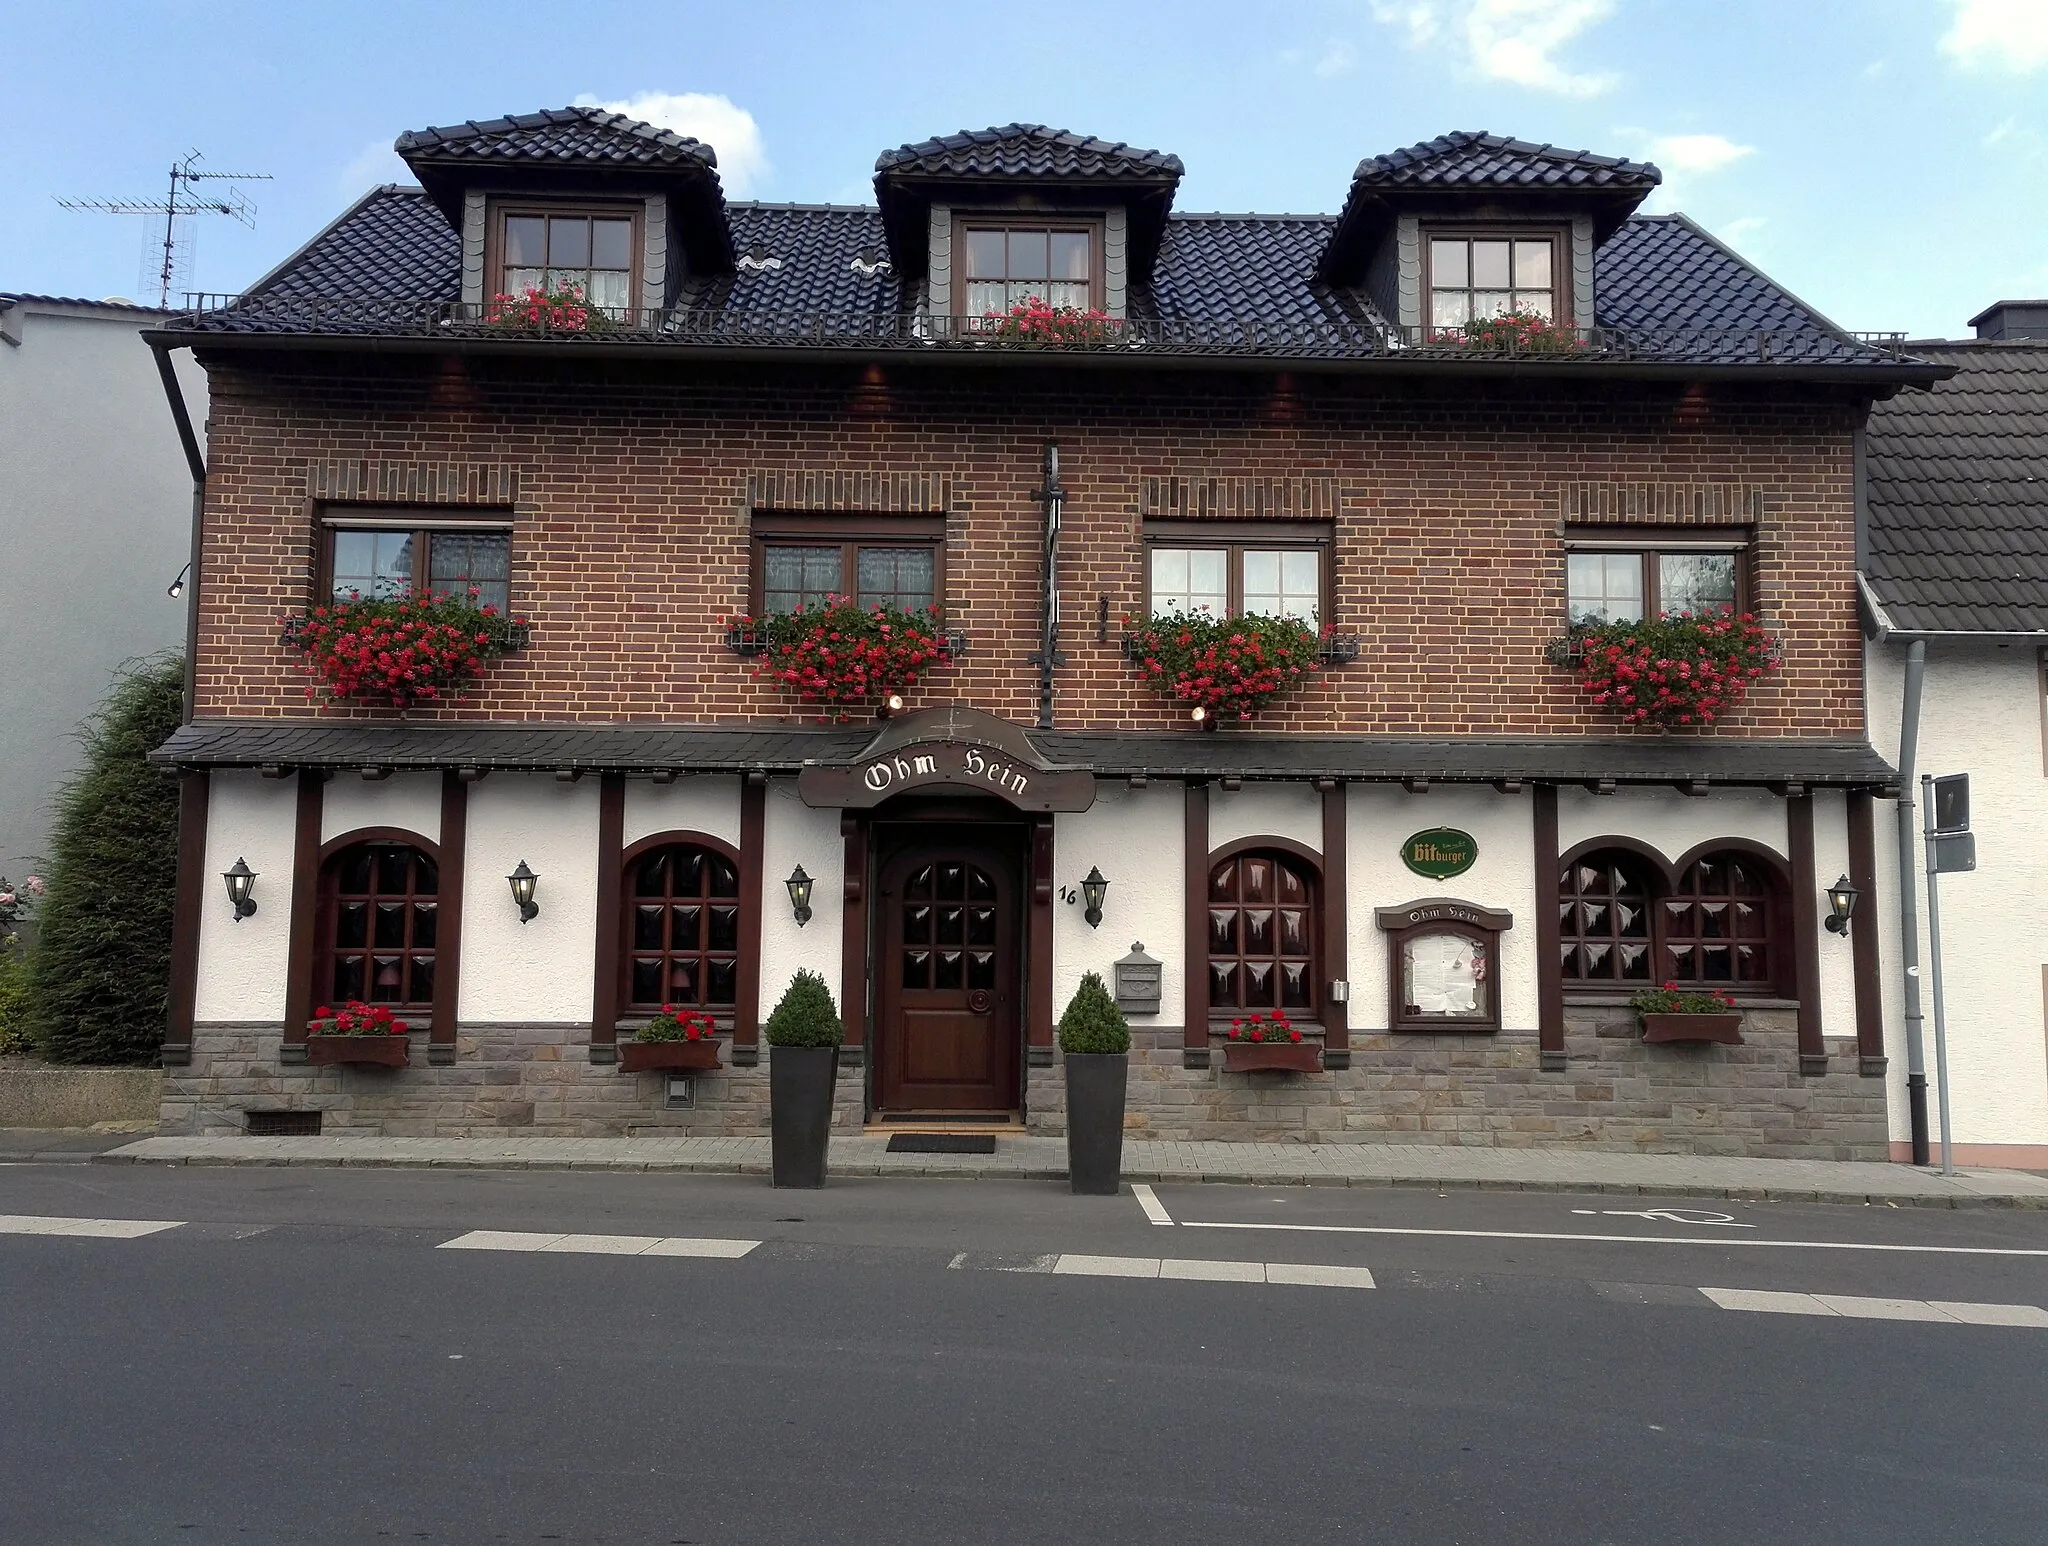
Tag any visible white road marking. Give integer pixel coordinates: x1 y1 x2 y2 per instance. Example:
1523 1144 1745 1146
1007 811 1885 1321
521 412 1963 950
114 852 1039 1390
1702 1286 2048 1325
1047 1253 1373 1288
1571 1208 1755 1228
439 1230 758 1257
0 1213 183 1239
1131 1183 1175 1227
1179 1219 2048 1257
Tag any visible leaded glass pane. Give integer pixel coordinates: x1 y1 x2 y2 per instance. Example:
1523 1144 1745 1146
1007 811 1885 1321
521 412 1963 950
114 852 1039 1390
934 951 964 990
904 950 930 987
427 531 511 613
707 959 737 1004
856 547 935 612
373 901 406 948
1152 548 1227 618
632 960 661 1002
410 902 437 949
337 902 367 949
332 957 364 1000
1658 552 1737 617
1567 552 1645 624
763 546 841 615
634 904 663 950
967 952 996 990
331 529 413 601
708 906 739 951
1243 549 1319 624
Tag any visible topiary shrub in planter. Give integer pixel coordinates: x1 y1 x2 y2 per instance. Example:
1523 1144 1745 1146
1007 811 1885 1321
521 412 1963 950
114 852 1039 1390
1058 971 1131 1196
765 970 843 1188
1123 610 1326 723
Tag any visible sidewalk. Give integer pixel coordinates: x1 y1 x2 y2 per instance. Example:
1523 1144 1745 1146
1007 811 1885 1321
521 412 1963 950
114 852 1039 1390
95 1134 2048 1208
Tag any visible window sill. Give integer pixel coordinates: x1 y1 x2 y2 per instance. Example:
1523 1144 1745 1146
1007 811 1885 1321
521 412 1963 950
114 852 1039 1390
1123 634 1359 666
1562 994 1797 1010
725 623 966 660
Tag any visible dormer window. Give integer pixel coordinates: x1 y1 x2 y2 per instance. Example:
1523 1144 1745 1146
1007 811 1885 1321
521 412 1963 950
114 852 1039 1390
959 220 1099 320
497 206 639 313
1426 229 1564 327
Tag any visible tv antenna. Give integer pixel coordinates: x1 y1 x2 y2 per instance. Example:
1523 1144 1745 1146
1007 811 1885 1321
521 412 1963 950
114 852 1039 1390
57 150 273 307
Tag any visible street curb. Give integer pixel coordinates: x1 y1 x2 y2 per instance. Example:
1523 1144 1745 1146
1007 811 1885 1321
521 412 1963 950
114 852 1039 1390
87 1149 2048 1206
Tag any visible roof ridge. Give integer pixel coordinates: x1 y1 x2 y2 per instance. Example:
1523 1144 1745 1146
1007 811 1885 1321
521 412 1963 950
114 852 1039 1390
875 123 1183 176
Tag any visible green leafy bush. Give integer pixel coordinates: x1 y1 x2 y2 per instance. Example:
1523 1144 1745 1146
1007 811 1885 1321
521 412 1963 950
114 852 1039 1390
764 969 843 1048
27 653 185 1065
1057 971 1131 1055
0 950 30 1056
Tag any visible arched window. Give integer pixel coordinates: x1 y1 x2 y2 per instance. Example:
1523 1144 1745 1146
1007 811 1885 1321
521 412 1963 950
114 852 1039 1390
1558 842 1787 994
317 839 439 1008
1559 848 1657 985
1208 846 1319 1015
624 840 742 1010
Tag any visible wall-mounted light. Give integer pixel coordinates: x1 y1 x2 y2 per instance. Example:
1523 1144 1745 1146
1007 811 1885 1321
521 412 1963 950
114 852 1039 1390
878 693 905 719
167 562 190 600
222 857 258 921
1079 866 1108 929
1824 874 1860 936
507 860 540 923
786 864 814 928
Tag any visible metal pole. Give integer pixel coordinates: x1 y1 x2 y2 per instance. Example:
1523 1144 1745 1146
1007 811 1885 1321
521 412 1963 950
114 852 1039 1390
1920 773 1955 1176
1036 442 1062 731
1895 639 1930 1165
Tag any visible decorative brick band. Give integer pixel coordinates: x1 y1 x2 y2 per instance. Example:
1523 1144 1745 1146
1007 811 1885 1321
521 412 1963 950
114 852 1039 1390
1564 482 1764 524
307 460 519 505
1140 475 1338 521
746 469 954 513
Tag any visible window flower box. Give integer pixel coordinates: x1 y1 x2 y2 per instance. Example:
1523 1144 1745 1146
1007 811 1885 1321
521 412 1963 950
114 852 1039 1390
1122 612 1329 721
1633 985 1745 1045
1546 609 1779 728
305 1002 411 1066
283 590 531 708
620 1007 724 1071
725 596 954 720
1214 1011 1321 1072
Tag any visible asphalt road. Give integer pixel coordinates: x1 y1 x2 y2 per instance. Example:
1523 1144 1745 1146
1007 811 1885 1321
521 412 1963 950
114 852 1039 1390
2 1163 2044 1546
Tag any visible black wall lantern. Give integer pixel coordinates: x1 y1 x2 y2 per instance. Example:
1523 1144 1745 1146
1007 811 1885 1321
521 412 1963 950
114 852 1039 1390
1824 874 1859 936
222 857 258 921
1079 866 1108 929
507 860 540 923
786 864 814 928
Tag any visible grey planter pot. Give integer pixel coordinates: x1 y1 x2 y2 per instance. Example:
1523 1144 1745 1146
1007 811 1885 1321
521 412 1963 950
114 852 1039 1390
770 1044 838 1188
1063 1051 1128 1196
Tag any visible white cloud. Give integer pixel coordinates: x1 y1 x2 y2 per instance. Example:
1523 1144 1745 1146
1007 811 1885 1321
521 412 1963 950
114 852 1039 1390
574 92 771 196
1315 39 1359 77
339 138 409 195
1374 0 1618 96
1942 0 2048 73
1720 215 1767 247
1642 133 1754 175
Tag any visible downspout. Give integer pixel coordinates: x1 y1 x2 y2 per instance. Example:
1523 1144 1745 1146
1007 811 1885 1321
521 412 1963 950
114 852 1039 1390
1034 442 1064 730
1895 639 1931 1165
149 338 206 725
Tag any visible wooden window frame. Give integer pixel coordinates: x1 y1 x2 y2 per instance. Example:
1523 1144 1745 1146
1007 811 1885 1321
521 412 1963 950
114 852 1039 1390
618 832 746 1027
1422 224 1572 327
1205 836 1323 1028
313 830 442 1018
1557 837 1794 999
1141 519 1334 623
316 504 516 609
1386 919 1503 1035
952 214 1107 322
748 512 947 616
1562 524 1754 623
485 199 644 312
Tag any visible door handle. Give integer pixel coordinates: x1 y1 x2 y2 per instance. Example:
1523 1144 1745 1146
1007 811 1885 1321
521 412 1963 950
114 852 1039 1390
966 990 994 1014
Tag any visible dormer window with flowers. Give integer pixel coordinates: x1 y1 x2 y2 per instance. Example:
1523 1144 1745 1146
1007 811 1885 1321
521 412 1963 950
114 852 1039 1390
496 206 639 315
960 222 1099 321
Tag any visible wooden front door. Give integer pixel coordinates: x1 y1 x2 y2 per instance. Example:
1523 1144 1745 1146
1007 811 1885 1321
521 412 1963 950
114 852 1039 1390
875 839 1022 1115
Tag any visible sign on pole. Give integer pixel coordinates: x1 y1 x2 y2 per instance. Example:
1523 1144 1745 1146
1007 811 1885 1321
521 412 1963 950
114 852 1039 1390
1921 773 1972 1175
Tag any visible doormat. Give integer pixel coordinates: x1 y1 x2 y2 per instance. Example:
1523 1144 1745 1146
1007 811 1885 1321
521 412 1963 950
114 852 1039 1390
886 1134 997 1155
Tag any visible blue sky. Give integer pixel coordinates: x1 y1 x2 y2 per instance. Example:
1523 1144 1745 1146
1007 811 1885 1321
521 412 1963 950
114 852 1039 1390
3 0 2043 337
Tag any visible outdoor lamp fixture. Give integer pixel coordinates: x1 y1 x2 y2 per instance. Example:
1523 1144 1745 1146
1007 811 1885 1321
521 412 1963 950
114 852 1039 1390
878 692 905 719
167 562 190 600
1823 874 1860 936
222 857 258 921
1189 705 1212 729
1079 866 1109 929
786 864 815 928
507 860 540 924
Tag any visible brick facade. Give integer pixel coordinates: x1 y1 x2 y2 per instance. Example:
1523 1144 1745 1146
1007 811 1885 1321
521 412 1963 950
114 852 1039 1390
191 354 1861 738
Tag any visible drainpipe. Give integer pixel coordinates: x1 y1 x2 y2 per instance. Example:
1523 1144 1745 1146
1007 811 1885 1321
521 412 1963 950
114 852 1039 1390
1895 639 1930 1165
1033 442 1064 730
149 338 206 725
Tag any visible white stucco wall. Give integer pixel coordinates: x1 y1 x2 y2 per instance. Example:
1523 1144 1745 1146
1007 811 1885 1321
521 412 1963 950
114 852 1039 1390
1557 785 1787 863
1868 639 2048 1149
623 776 741 849
193 772 298 1022
1347 787 1538 1032
321 772 441 847
1209 781 1322 855
759 780 844 1020
458 776 600 1024
0 303 203 872
1052 783 1183 1024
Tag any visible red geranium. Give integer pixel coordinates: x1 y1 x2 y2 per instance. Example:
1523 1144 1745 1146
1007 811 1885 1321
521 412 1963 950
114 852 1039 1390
286 588 528 708
1548 608 1779 728
308 1000 407 1036
730 595 951 721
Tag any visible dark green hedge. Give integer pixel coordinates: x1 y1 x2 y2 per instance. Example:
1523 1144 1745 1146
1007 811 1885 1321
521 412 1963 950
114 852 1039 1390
28 653 185 1065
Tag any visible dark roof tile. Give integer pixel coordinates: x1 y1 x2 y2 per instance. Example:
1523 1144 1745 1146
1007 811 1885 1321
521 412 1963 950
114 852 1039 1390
1352 130 1659 189
396 106 718 172
874 124 1182 180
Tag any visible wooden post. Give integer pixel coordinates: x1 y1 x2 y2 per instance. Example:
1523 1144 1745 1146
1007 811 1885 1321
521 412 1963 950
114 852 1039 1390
1183 780 1210 1067
1847 790 1886 1077
839 812 868 1061
1534 783 1565 1072
1319 780 1349 1068
587 772 625 1064
1028 814 1055 1061
161 769 209 1067
734 775 767 1066
1788 792 1828 1076
428 771 467 1066
280 769 325 1063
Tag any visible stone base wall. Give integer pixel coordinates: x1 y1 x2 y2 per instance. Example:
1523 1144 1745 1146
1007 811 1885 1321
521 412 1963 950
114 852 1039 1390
166 1009 1888 1159
1024 1008 1889 1160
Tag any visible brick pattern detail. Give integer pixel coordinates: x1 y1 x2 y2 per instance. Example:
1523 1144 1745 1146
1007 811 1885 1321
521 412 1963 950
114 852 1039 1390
307 459 519 504
194 361 1861 737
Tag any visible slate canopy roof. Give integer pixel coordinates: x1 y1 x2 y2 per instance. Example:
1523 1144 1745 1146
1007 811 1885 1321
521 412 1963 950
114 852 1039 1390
1864 340 2048 634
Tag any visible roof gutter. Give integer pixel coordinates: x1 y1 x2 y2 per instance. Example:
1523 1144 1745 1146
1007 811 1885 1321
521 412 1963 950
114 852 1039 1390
147 333 206 724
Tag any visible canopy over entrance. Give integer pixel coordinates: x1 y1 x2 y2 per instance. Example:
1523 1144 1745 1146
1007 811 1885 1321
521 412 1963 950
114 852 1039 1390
796 704 1097 813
